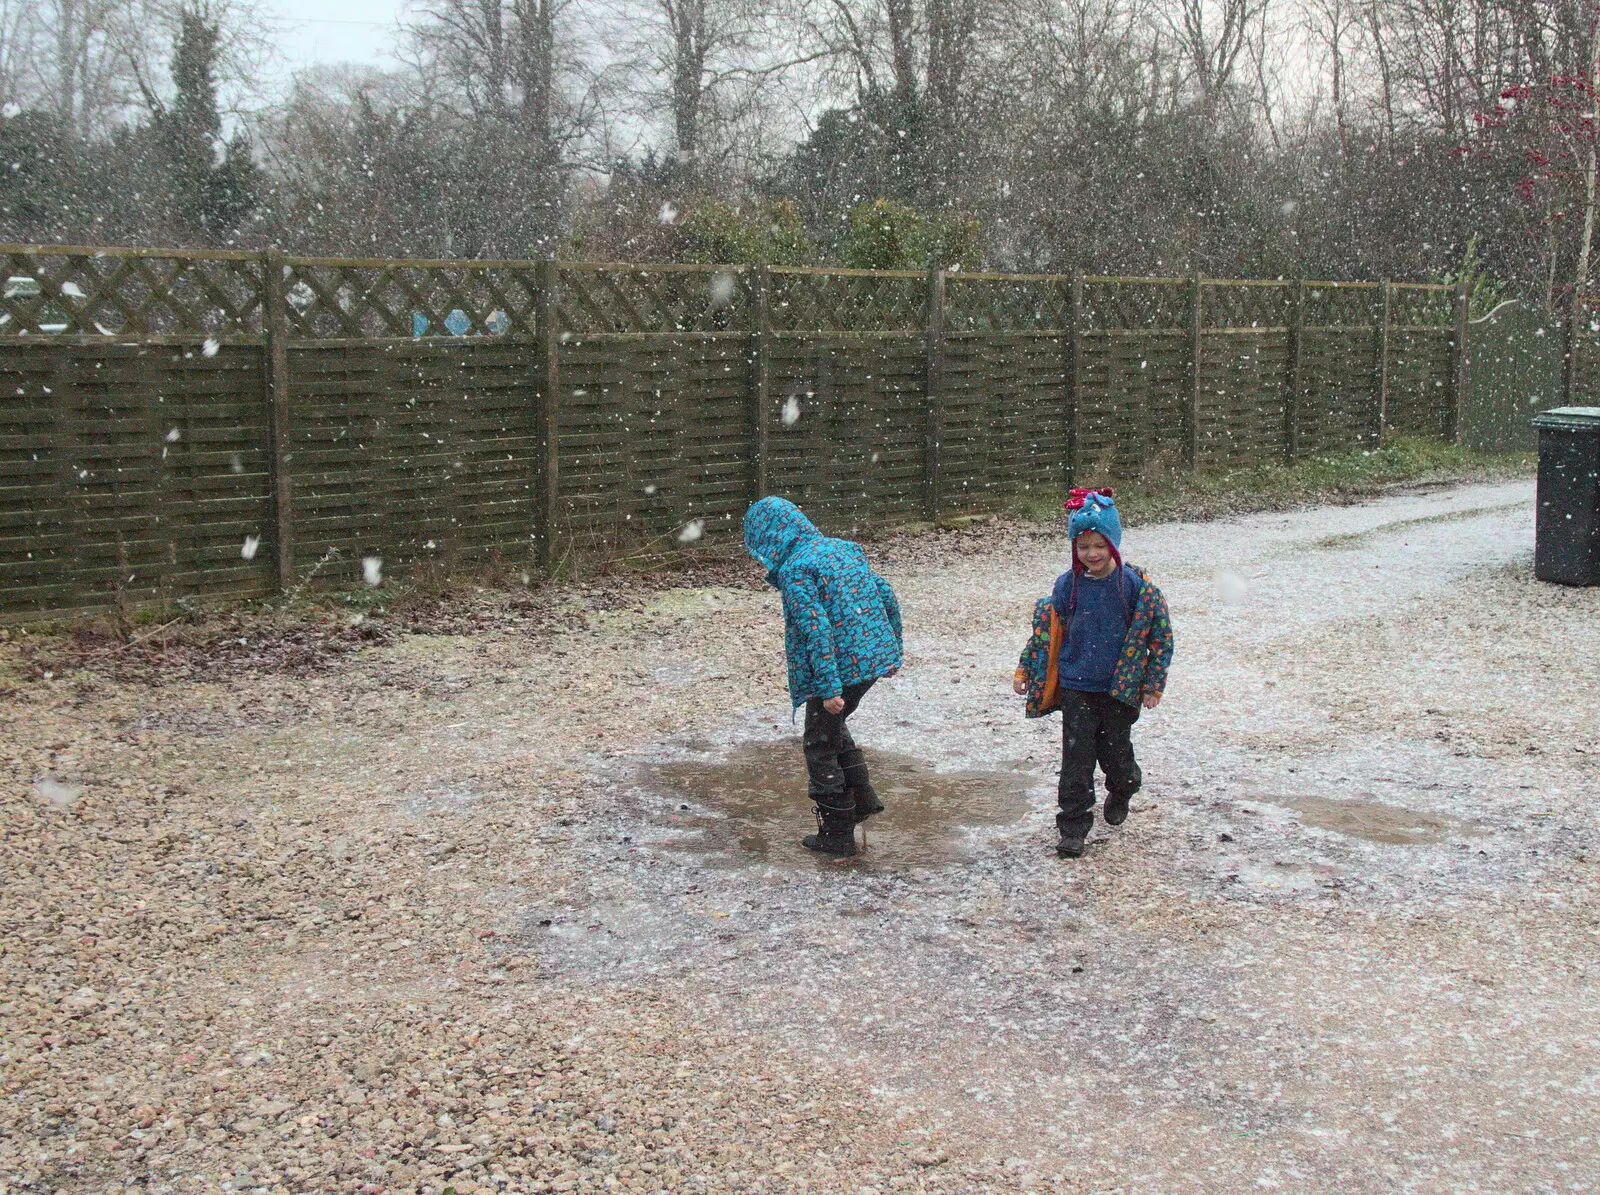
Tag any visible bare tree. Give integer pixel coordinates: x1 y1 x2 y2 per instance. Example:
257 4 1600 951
788 0 988 201
596 0 827 188
1305 0 1363 157
0 0 42 107
405 0 562 134
26 0 145 135
1163 0 1272 132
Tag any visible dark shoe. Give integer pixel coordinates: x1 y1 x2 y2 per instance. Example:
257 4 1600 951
1056 836 1087 858
1103 792 1131 827
803 800 858 857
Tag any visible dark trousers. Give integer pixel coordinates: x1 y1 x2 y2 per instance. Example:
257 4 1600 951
802 679 876 809
1057 689 1142 839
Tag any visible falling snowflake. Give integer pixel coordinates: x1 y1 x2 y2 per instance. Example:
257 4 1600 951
165 428 181 442
643 484 658 495
709 272 737 308
677 519 705 543
782 396 801 426
659 202 679 224
241 535 260 561
229 454 243 474
33 777 82 809
202 338 220 357
362 557 384 586
426 540 436 549
1 103 19 119
1214 569 1249 605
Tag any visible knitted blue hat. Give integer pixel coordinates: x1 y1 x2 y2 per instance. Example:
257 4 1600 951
1065 487 1122 549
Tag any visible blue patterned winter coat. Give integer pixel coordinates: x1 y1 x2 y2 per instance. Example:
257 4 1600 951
743 498 904 708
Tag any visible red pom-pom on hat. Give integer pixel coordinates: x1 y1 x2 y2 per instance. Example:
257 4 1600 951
1062 485 1115 513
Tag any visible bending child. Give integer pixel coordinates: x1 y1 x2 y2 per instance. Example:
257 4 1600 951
1013 488 1174 859
743 497 903 858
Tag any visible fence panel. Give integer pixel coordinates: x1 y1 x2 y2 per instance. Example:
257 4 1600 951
286 341 539 585
1198 332 1290 470
943 332 1068 508
1299 329 1380 454
0 246 1474 620
0 340 274 619
767 334 927 533
554 335 753 556
1385 285 1454 438
1387 330 1454 437
1076 331 1186 479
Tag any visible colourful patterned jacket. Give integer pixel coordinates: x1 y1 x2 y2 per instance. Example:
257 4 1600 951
1013 564 1173 715
744 497 904 708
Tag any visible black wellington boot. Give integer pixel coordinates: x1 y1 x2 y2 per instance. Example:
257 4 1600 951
802 799 858 857
841 754 883 823
848 784 885 823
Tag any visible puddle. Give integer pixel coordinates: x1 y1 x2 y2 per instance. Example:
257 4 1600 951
1254 793 1478 844
643 742 1035 870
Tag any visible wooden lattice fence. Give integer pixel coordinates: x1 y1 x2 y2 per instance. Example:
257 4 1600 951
1 245 1472 621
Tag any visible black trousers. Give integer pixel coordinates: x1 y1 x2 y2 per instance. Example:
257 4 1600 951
1057 689 1142 839
802 679 876 808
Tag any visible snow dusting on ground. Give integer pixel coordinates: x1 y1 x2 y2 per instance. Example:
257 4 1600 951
3 478 1598 1194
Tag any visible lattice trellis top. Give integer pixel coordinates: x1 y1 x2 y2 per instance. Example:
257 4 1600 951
1 247 265 337
0 245 1453 340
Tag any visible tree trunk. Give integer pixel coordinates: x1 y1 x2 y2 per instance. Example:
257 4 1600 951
515 0 554 147
886 0 917 106
1366 0 1396 150
666 0 707 183
1572 11 1600 310
54 0 78 131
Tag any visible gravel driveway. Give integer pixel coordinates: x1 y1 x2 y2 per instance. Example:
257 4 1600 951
5 477 1598 1195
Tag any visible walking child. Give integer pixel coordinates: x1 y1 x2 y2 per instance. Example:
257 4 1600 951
1013 488 1173 858
743 497 903 858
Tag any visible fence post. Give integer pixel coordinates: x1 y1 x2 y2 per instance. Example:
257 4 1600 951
1374 280 1391 446
1286 279 1304 464
1067 272 1083 489
925 269 946 522
262 249 294 591
749 263 771 502
534 260 561 570
1185 273 1203 470
1450 277 1469 444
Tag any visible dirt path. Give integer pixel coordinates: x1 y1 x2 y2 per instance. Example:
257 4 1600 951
5 479 1599 1194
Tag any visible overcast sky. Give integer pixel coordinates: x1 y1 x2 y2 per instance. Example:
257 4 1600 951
268 0 403 73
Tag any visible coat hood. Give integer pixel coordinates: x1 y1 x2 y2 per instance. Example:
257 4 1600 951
743 497 820 580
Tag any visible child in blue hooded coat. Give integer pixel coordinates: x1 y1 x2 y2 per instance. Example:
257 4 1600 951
743 497 903 857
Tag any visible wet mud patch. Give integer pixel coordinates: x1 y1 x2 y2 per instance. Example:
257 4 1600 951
1253 791 1481 844
1309 500 1524 550
643 741 1035 871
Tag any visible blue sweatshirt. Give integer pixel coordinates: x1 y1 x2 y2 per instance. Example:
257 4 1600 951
1053 566 1144 694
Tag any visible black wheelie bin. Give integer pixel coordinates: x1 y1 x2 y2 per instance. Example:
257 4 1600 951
1532 406 1600 585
